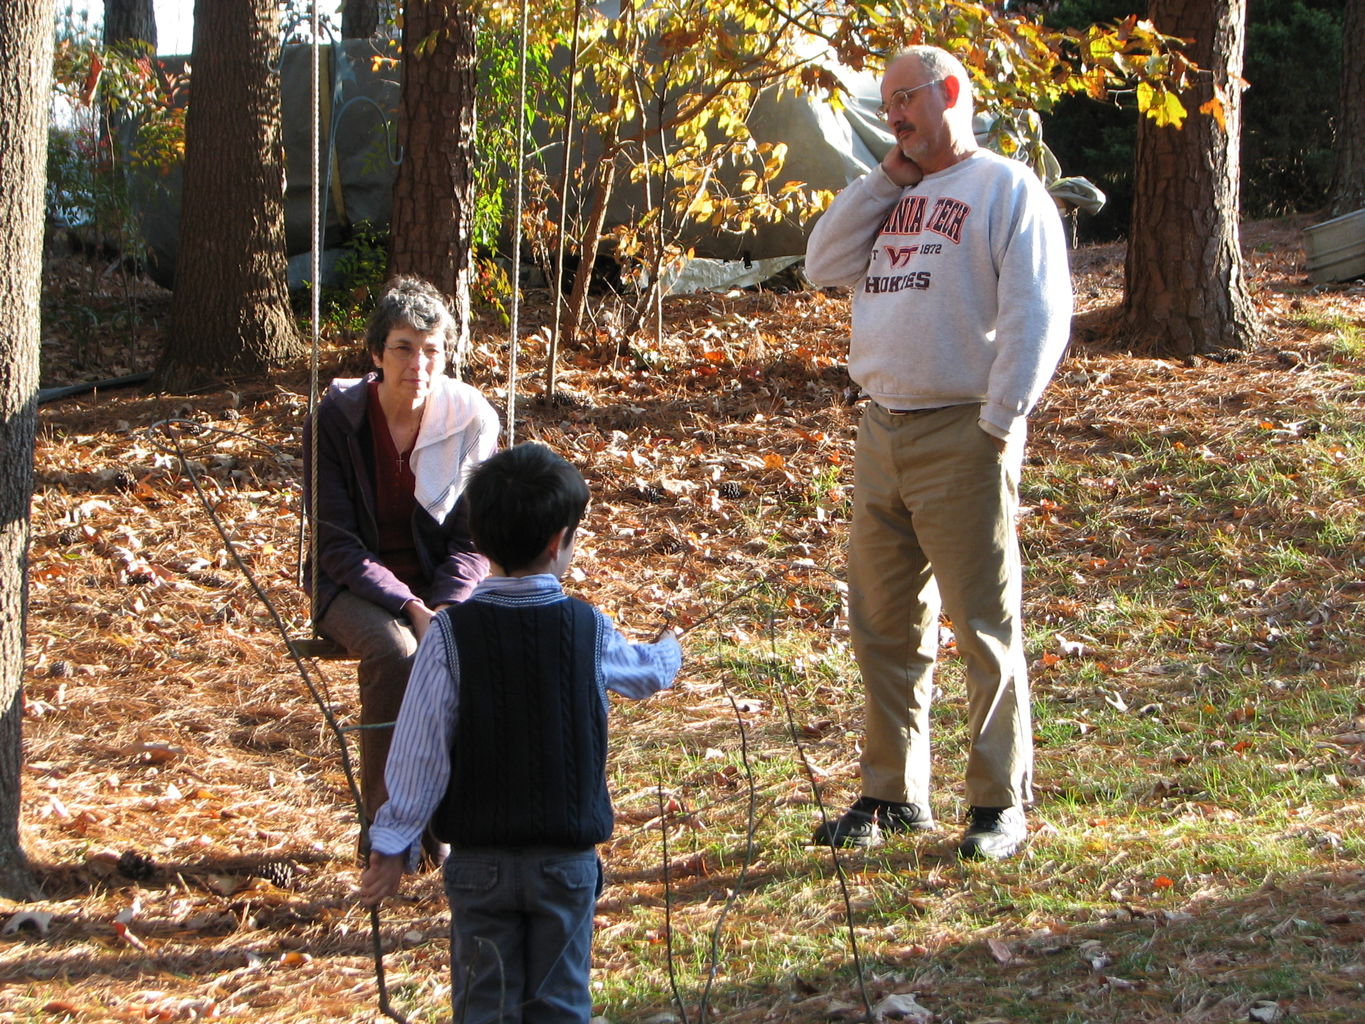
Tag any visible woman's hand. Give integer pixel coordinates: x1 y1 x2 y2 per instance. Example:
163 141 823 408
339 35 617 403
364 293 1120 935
405 600 436 641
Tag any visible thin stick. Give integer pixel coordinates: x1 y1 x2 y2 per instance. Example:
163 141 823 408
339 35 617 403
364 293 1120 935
695 677 761 1024
156 420 408 1024
547 0 583 398
765 611 873 1021
505 0 529 446
657 774 691 1024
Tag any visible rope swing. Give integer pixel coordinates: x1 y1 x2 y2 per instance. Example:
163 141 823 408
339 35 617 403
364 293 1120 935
304 3 405 1020
133 6 930 1020
288 1 536 1015
504 0 530 447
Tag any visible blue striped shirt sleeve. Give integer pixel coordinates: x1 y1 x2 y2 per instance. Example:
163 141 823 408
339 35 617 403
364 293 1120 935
368 618 459 858
596 609 682 704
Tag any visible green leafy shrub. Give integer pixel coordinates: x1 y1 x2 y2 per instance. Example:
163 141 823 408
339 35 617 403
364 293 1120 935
48 7 187 263
316 221 391 337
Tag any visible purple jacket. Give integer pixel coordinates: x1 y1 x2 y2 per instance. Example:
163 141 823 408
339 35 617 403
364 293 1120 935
302 373 496 621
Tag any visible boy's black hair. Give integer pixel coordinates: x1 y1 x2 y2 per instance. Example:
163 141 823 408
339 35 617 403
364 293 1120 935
465 443 590 572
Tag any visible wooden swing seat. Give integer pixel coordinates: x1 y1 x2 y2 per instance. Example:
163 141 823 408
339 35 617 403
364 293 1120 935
287 636 353 660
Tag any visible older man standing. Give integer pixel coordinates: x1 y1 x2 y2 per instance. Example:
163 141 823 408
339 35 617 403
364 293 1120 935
805 46 1072 859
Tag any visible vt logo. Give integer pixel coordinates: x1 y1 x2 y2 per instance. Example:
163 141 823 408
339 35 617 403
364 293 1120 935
883 245 920 267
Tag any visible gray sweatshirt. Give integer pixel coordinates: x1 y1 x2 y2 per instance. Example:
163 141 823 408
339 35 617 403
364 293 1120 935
805 148 1073 441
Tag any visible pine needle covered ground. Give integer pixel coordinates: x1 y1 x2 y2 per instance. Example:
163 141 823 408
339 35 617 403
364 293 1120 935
6 218 1364 1023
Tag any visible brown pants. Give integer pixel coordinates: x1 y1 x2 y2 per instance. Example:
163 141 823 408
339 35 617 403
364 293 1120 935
318 590 420 820
847 402 1033 811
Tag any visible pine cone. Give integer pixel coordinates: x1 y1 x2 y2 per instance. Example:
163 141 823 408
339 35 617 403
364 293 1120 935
116 849 156 882
654 535 686 555
718 481 744 499
256 860 298 889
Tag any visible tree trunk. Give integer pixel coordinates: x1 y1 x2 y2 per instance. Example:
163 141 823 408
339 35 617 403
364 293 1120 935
341 0 384 39
1121 0 1259 357
153 0 301 393
560 153 618 349
103 0 156 49
388 0 476 377
1327 0 1364 216
0 0 54 903
101 0 157 196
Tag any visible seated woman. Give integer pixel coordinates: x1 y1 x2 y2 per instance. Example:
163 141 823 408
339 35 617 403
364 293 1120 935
304 275 499 862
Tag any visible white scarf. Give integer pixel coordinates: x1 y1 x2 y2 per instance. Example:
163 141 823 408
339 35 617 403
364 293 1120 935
409 376 500 524
334 375 500 525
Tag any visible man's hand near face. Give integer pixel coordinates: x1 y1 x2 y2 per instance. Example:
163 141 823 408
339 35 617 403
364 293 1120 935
881 145 924 188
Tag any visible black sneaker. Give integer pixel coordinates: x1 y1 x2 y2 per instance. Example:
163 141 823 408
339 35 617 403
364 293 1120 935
957 806 1027 860
813 796 935 848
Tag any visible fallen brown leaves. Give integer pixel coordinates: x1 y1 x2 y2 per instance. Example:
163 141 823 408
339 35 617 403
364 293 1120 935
7 218 1365 1023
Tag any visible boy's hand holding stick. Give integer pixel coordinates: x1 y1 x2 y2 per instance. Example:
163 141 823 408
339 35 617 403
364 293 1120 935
359 851 405 907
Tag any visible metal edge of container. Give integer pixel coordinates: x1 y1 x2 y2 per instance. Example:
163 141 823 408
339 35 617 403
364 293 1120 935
1303 208 1365 283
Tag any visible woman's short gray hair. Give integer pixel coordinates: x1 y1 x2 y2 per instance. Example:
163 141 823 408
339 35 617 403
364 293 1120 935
363 275 456 361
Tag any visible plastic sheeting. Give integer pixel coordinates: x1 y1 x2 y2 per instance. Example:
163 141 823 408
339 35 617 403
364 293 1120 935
132 38 1102 291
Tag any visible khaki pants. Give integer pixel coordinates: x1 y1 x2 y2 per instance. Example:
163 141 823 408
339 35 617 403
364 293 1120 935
848 402 1033 811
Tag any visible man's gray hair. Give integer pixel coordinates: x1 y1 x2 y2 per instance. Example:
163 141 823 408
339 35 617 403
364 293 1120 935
364 275 457 360
894 45 974 118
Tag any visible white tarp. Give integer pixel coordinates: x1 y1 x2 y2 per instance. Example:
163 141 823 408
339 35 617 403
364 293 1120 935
132 38 1101 288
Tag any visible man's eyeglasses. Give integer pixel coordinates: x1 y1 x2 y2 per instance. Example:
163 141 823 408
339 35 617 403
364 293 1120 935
876 80 943 118
385 343 445 363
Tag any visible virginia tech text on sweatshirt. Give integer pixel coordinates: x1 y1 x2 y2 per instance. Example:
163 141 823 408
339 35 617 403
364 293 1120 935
805 148 1073 441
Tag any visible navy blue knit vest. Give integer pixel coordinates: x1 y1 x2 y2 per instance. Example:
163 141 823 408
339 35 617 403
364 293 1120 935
431 595 613 849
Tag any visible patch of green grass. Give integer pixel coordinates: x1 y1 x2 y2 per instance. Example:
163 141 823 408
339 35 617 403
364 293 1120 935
1289 309 1358 334
1325 323 1365 362
589 339 1365 1024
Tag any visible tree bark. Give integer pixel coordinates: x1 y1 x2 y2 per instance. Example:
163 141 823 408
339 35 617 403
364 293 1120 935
1327 0 1364 216
0 0 54 903
341 0 384 39
103 0 156 49
1121 0 1259 357
153 0 302 393
560 152 618 350
388 0 476 377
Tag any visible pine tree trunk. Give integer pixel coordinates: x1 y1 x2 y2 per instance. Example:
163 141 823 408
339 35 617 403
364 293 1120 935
153 0 302 393
1327 0 1364 217
103 0 157 49
1122 0 1259 357
388 0 476 377
0 0 54 903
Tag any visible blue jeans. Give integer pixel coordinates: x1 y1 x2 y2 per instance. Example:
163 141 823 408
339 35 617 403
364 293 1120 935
444 847 601 1024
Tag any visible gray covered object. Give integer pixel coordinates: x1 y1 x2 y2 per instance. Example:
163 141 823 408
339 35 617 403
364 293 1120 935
134 40 896 284
277 40 402 257
134 40 402 287
133 40 1101 290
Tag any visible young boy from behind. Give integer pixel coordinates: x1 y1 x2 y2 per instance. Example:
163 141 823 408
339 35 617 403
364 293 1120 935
358 442 682 1024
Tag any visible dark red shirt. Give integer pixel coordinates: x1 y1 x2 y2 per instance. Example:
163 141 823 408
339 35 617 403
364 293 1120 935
367 382 424 593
